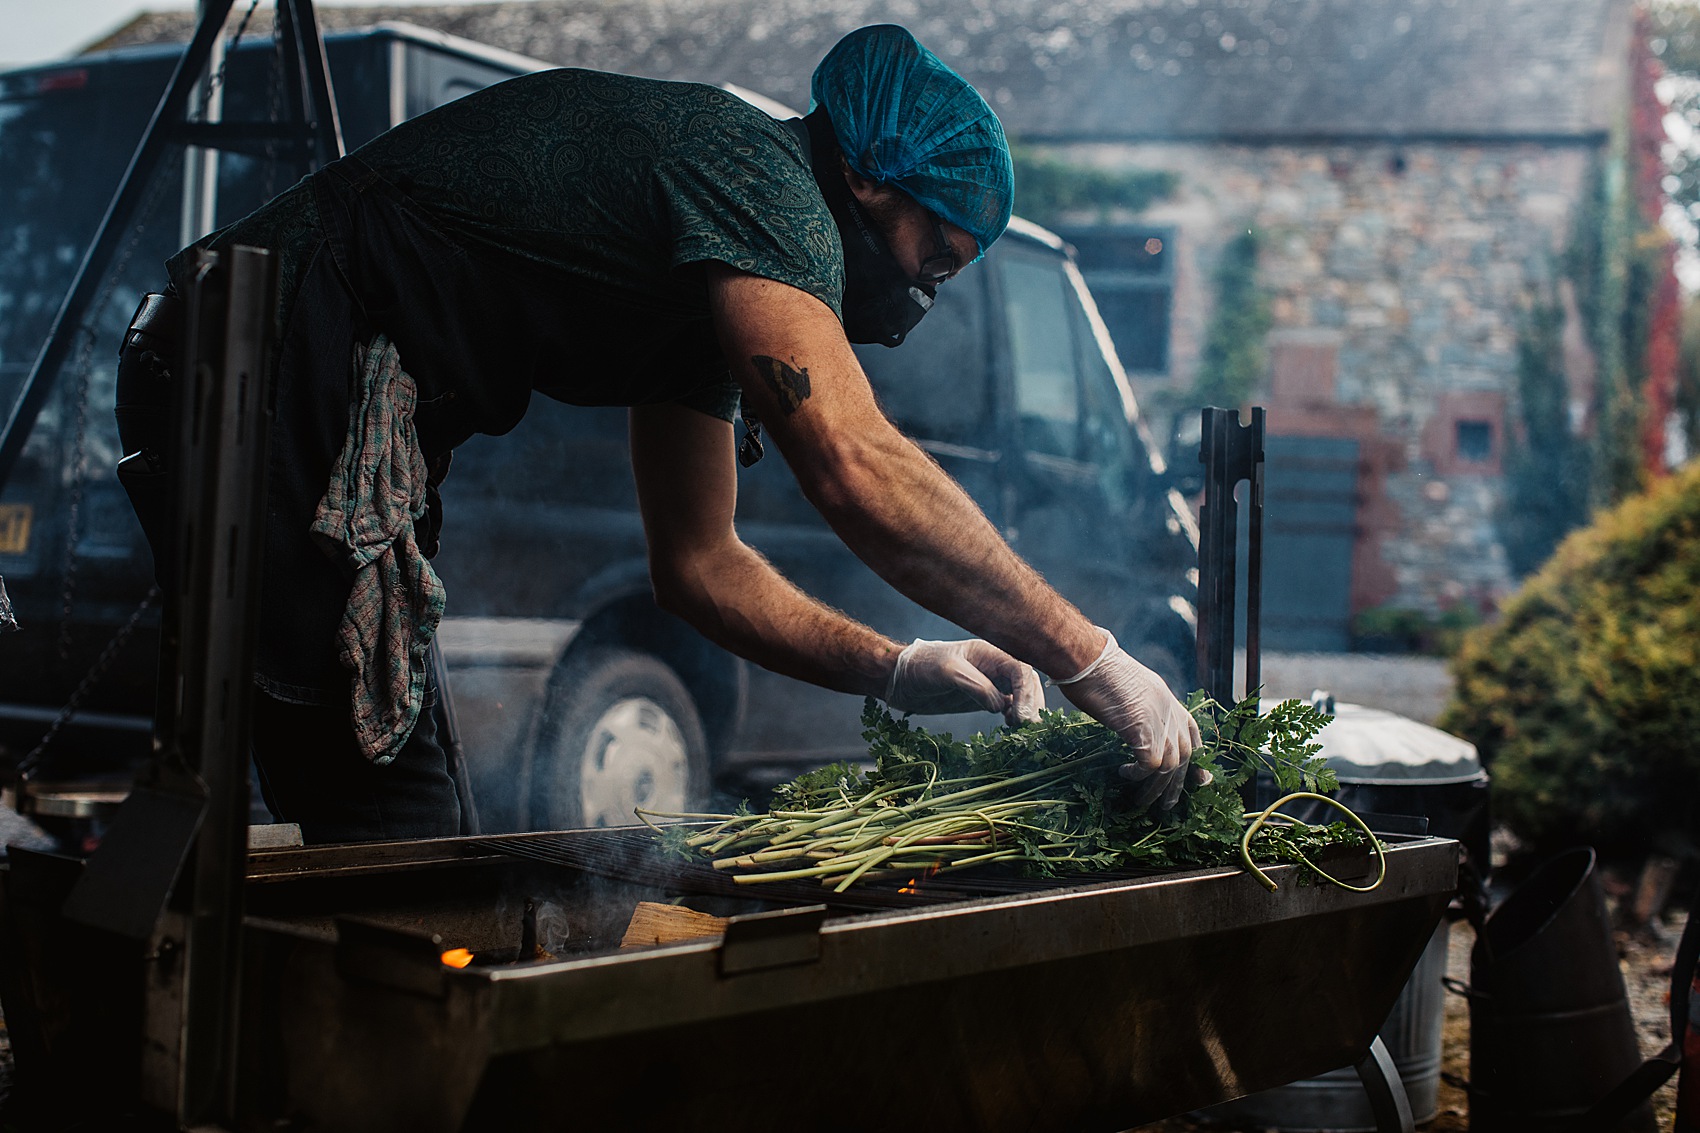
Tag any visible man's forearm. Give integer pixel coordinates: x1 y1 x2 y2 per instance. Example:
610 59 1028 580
630 400 909 698
651 535 902 698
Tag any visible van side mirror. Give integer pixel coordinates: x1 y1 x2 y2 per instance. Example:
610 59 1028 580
1165 464 1204 497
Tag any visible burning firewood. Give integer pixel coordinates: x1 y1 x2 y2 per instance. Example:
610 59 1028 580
619 901 729 948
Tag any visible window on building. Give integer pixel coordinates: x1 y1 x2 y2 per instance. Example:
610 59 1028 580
1057 228 1173 374
1425 394 1504 476
1456 420 1494 464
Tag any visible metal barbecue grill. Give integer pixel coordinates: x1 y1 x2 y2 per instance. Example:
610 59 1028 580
0 146 1457 1132
3 825 1455 1132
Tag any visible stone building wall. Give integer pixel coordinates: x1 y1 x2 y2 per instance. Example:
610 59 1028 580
1047 139 1597 615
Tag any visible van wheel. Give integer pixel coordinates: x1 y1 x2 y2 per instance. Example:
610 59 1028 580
532 647 709 830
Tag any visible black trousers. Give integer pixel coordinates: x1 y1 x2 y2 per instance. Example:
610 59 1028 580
250 684 461 844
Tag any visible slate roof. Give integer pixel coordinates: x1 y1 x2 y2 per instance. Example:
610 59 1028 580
90 0 1631 142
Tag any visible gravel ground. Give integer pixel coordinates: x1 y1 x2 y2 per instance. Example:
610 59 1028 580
1617 914 1688 1130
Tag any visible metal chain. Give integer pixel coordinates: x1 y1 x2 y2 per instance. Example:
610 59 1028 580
193 0 267 117
263 4 286 200
21 585 160 780
50 160 177 661
53 327 96 663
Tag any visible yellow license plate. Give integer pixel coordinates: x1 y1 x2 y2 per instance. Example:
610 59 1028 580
0 504 33 555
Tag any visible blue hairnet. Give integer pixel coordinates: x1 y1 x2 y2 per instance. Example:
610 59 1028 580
811 25 1013 260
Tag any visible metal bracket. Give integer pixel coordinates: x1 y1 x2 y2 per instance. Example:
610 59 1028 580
718 904 827 977
247 823 305 849
1196 405 1265 709
334 917 452 1000
1196 405 1266 808
1355 1035 1417 1133
1359 812 1431 838
61 782 206 940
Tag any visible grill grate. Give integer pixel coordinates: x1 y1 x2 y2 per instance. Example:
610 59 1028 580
463 829 1173 912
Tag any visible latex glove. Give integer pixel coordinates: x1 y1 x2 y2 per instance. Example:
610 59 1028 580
1053 628 1210 811
885 638 1045 727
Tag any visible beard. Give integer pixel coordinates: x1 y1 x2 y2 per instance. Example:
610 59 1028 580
803 109 936 348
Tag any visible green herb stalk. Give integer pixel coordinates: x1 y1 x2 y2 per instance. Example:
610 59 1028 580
639 693 1377 892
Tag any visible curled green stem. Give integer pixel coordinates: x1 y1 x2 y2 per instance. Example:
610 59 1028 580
1238 792 1386 894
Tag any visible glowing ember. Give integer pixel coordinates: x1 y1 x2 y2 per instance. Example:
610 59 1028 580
440 947 474 968
898 861 945 895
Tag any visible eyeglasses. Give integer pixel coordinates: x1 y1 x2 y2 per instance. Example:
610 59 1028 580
915 215 960 287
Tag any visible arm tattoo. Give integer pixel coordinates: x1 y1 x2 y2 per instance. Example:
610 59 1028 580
752 354 812 415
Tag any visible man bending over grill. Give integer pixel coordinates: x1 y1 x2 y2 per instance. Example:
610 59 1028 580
116 24 1205 842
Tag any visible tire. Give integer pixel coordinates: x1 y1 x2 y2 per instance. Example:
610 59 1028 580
532 646 709 830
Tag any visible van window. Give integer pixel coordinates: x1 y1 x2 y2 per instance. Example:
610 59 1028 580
408 47 529 116
1073 285 1145 509
1001 249 1081 460
0 55 182 525
0 58 172 401
855 270 989 446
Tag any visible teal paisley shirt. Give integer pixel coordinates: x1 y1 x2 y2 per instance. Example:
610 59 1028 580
355 69 840 307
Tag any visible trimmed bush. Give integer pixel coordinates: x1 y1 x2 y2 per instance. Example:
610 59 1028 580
1440 460 1700 861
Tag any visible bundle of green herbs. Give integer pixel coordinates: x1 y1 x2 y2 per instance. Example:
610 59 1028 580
640 692 1382 894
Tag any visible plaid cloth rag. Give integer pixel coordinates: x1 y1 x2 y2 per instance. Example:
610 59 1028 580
310 334 446 763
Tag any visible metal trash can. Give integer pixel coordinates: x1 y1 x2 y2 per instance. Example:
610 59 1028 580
1202 700 1488 1131
1468 846 1656 1132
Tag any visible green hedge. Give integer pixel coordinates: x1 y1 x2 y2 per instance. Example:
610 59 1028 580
1440 460 1700 861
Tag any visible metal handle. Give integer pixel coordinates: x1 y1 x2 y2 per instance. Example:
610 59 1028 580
1441 975 1486 1001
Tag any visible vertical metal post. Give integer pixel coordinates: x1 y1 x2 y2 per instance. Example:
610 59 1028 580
1196 410 1233 705
162 246 277 1126
1195 406 1265 804
274 0 346 171
1245 422 1265 702
179 1 227 249
1196 406 1265 703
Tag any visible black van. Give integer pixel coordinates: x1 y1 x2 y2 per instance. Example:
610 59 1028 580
0 25 1198 831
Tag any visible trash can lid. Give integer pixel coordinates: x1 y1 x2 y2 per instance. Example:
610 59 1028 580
1299 701 1487 786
